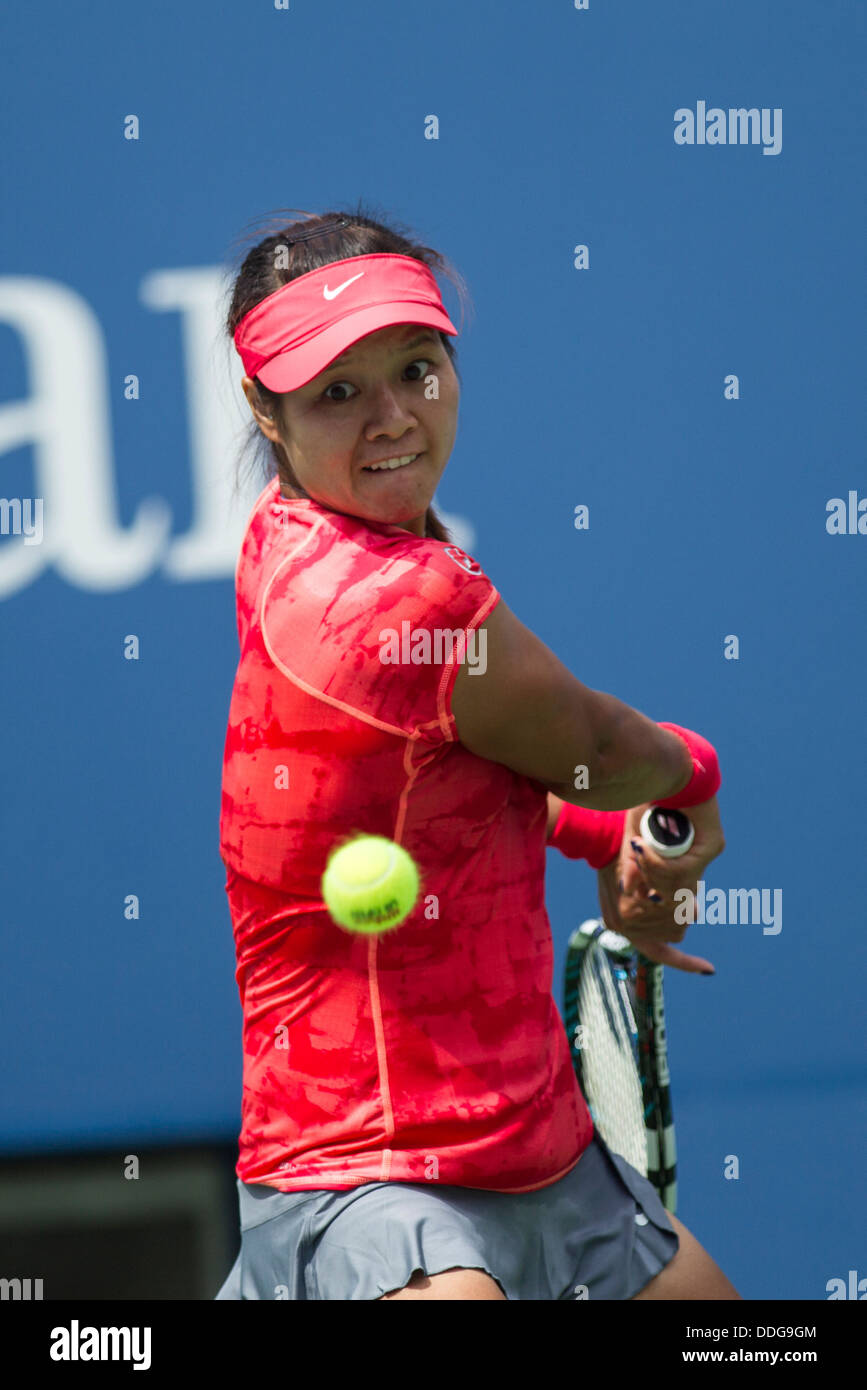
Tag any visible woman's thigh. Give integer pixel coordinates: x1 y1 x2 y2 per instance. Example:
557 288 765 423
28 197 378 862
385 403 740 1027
377 1217 741 1300
632 1214 741 1300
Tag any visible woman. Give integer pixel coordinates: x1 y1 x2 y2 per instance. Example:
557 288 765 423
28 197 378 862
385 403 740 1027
215 205 739 1301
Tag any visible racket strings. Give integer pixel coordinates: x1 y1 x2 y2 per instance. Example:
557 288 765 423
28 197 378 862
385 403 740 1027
565 927 677 1213
569 940 647 1175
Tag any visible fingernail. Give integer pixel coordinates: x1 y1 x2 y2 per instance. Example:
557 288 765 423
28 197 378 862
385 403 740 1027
630 839 644 855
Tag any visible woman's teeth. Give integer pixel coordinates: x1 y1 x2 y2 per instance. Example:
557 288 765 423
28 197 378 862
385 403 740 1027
364 454 418 472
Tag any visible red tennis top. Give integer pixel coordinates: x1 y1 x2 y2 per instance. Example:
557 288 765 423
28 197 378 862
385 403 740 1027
219 477 593 1192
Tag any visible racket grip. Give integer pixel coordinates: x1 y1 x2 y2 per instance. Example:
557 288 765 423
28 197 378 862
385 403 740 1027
639 806 694 858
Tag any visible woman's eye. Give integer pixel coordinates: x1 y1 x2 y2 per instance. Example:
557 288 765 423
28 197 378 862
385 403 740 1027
402 357 432 381
323 381 355 403
322 359 433 403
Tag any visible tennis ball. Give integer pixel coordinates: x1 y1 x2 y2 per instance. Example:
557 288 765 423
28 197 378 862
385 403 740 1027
321 835 420 934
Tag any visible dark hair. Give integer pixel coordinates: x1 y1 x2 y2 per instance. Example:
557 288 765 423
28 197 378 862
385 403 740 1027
223 201 471 543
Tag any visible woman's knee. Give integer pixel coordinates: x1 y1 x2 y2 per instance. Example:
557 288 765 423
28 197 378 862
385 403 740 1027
632 1214 742 1300
377 1265 507 1300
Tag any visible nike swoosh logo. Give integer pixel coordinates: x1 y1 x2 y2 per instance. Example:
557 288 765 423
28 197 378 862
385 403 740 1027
323 271 365 300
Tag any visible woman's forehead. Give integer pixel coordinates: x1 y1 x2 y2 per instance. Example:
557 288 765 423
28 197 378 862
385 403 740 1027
325 322 438 370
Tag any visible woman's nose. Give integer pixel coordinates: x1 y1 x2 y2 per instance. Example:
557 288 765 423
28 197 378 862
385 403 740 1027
366 381 417 426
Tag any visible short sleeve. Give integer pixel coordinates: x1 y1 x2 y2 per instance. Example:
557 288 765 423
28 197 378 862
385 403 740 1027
260 538 501 747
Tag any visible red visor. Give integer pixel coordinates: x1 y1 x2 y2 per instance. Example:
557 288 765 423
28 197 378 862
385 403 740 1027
233 253 459 392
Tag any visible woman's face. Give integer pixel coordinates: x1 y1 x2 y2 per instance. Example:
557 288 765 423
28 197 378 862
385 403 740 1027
242 322 460 537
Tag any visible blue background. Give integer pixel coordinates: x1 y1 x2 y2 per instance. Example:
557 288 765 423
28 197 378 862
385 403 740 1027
1 0 863 1300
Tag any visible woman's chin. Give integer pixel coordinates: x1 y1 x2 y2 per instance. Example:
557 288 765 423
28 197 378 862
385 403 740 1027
356 490 435 530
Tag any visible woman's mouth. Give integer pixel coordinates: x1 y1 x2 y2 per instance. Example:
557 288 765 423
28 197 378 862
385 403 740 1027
362 452 422 474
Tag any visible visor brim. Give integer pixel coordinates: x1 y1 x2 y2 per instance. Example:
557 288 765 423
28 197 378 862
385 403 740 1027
255 303 458 393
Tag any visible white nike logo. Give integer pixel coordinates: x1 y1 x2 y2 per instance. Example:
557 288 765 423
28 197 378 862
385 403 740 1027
323 271 365 300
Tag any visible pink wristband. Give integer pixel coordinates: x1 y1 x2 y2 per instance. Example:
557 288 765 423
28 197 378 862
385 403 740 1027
656 722 721 808
548 802 626 870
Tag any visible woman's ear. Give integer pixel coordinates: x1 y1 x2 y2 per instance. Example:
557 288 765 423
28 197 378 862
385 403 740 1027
241 377 281 443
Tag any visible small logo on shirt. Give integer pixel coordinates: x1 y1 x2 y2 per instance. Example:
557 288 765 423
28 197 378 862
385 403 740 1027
444 545 482 576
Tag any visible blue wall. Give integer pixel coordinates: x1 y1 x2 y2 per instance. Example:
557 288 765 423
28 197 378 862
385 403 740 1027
1 0 863 1300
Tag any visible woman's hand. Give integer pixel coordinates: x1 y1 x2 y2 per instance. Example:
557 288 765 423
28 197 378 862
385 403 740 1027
595 796 726 974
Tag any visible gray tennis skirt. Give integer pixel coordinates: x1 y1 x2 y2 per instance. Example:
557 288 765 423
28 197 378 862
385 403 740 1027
214 1132 678 1301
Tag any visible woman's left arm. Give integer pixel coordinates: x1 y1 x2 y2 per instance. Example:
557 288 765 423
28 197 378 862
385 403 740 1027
546 791 564 839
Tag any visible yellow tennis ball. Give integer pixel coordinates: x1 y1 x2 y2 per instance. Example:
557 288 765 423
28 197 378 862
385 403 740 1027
321 835 420 934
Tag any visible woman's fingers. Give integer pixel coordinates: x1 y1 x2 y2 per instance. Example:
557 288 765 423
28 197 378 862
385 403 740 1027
619 853 683 920
626 936 716 974
619 799 726 905
597 846 716 974
627 839 698 898
620 847 648 897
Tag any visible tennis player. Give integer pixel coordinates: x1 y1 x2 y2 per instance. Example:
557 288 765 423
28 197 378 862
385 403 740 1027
215 207 740 1301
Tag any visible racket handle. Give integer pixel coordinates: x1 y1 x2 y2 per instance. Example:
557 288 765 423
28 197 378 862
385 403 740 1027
639 806 694 858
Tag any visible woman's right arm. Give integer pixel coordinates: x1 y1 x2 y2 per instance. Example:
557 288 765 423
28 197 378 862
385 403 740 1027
451 598 695 812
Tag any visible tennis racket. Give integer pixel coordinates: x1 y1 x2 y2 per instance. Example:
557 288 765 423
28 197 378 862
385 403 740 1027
562 806 693 1214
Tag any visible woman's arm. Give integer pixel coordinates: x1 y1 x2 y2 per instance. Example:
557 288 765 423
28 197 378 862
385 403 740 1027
452 598 694 810
546 791 564 840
